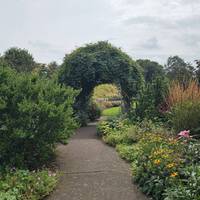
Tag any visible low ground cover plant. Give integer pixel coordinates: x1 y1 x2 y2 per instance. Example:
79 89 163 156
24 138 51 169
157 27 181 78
0 169 58 200
98 118 200 200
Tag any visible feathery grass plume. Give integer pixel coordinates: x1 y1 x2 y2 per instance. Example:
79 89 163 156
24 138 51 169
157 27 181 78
166 80 200 108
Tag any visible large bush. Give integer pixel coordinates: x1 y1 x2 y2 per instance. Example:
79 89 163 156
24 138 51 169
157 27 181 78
135 76 168 120
0 66 78 169
87 101 101 121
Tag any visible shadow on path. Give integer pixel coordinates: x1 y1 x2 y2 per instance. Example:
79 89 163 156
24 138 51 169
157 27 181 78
47 124 147 200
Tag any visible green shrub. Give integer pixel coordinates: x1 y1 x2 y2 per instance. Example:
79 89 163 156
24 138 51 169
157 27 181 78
87 102 101 121
116 144 140 162
97 118 125 136
164 165 200 200
103 131 124 146
132 133 183 199
135 77 168 120
0 169 58 200
183 141 200 164
0 67 78 168
170 100 200 134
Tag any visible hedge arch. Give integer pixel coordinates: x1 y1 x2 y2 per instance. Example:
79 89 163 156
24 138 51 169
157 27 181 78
59 41 143 124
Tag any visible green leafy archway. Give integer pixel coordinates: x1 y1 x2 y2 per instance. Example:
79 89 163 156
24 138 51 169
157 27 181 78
59 41 143 124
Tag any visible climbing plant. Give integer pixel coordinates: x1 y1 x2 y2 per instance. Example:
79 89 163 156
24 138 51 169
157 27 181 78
59 41 143 125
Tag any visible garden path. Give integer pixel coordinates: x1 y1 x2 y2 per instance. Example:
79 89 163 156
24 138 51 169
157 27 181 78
47 123 147 200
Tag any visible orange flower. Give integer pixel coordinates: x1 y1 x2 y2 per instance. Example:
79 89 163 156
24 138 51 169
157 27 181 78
170 172 178 177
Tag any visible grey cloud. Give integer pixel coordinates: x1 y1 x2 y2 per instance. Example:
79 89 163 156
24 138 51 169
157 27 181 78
0 0 200 64
28 41 64 55
181 0 200 4
179 34 200 47
123 15 200 30
140 37 160 49
123 16 175 29
28 41 52 49
177 15 200 29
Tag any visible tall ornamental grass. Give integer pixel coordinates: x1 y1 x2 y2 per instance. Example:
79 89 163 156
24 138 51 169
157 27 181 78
167 80 200 107
167 80 200 134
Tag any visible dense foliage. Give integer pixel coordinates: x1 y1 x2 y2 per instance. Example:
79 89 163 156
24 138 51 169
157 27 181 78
137 59 165 83
135 76 168 120
0 169 58 200
0 66 78 169
33 62 59 78
59 41 143 125
87 101 101 121
98 118 200 200
3 47 36 73
165 56 195 86
131 59 169 121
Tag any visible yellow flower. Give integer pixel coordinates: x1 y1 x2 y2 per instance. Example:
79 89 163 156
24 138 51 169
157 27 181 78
162 154 169 159
166 163 175 169
152 149 165 156
154 159 161 165
170 172 178 177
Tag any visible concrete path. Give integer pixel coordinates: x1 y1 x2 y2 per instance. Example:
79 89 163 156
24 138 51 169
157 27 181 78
47 124 147 200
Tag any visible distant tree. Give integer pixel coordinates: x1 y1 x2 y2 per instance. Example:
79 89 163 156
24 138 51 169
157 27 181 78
136 59 168 120
47 61 59 77
33 63 47 76
33 61 59 78
0 55 7 67
4 47 35 72
137 59 165 83
165 56 195 85
195 60 200 84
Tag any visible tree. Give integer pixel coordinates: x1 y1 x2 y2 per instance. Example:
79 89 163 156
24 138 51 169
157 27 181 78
47 61 59 77
195 60 200 85
0 55 7 67
33 62 59 78
4 47 35 72
137 59 165 83
165 56 195 85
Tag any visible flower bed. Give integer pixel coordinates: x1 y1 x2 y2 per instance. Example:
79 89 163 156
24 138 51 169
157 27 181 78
98 119 200 200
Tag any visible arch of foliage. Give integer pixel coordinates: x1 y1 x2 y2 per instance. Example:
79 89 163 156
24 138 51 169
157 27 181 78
59 41 143 124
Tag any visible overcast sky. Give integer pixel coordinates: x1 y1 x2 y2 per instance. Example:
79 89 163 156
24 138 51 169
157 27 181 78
0 0 200 64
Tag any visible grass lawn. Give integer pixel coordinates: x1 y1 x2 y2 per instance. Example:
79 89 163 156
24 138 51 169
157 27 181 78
102 106 121 117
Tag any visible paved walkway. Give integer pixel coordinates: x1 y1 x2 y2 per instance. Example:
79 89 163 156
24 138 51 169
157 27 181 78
47 124 147 200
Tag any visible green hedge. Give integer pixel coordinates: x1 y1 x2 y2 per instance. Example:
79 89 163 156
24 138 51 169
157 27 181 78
0 66 78 169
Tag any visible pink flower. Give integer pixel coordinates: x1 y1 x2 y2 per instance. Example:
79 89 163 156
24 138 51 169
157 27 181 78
178 130 190 138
